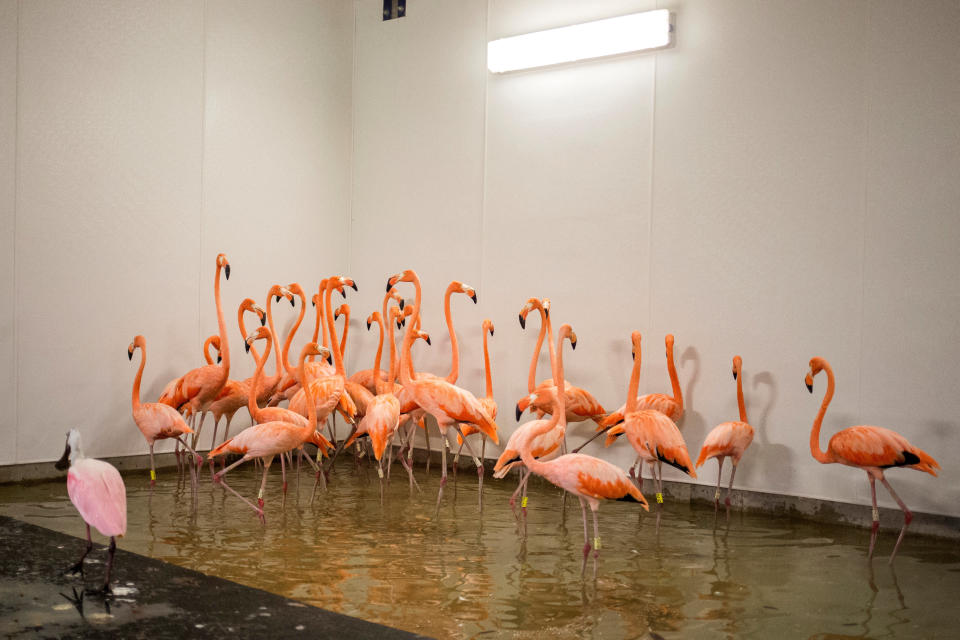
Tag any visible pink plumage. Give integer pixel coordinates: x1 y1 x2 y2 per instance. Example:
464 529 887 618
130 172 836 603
66 458 127 538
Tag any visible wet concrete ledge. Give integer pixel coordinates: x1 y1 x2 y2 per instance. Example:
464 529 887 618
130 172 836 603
3 445 958 541
0 514 431 639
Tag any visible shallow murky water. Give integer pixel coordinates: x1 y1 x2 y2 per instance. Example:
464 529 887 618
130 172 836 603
1 458 958 639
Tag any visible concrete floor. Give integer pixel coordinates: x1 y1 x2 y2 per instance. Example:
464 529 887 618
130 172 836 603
0 515 430 639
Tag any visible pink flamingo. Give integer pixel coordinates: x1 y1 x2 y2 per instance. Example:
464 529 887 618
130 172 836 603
603 333 696 527
511 324 648 575
209 342 329 521
388 269 499 511
455 318 497 503
128 335 202 485
696 356 754 514
806 356 940 563
576 334 683 452
349 290 406 393
54 429 127 593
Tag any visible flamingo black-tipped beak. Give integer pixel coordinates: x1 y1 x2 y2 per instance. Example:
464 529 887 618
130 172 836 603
217 354 222 364
127 350 133 361
733 371 738 381
806 382 813 393
571 341 577 350
224 264 231 280
312 300 315 307
544 307 549 318
366 320 372 331
515 404 523 421
289 298 295 307
519 314 525 329
245 341 251 354
470 293 477 304
490 328 494 336
631 350 635 361
340 289 347 299
385 279 392 293
275 295 282 303
397 321 403 330
350 282 358 292
260 314 266 326
425 336 432 346
326 355 333 365
399 299 405 310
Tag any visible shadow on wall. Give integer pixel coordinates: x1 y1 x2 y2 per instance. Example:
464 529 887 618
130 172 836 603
679 346 707 446
748 371 793 485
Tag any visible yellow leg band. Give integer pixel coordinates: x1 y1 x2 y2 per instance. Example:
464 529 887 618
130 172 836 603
656 492 664 504
593 537 601 550
377 466 384 479
714 488 721 501
872 506 879 521
521 496 528 508
150 469 156 481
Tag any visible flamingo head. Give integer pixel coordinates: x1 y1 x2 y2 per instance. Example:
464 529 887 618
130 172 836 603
450 281 477 304
127 335 146 360
330 277 357 297
366 311 380 331
386 269 416 291
286 282 305 304
665 333 675 356
240 298 266 326
483 318 494 337
733 355 742 380
216 253 230 280
630 331 642 361
245 326 271 353
389 306 405 330
269 284 293 306
335 304 349 321
389 289 405 310
516 392 536 421
302 342 330 362
414 328 431 346
806 357 827 392
560 324 577 350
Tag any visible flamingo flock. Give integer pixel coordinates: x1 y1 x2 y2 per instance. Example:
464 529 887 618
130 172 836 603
53 254 941 591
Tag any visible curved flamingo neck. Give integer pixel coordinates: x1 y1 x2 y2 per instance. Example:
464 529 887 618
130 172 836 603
482 326 493 400
527 306 548 392
297 344 318 437
132 346 145 412
810 362 835 464
238 305 259 362
214 262 229 374
519 326 566 474
203 335 218 365
666 337 682 411
279 290 306 376
248 333 272 422
443 283 459 384
324 283 345 377
381 292 396 382
338 307 349 361
399 272 423 385
736 366 747 423
552 324 567 429
372 316 388 394
626 335 642 414
309 280 326 360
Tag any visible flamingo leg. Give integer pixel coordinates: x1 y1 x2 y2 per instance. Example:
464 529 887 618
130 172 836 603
281 453 287 508
191 410 208 450
726 462 738 511
590 504 601 577
386 439 395 483
868 474 880 559
256 456 273 523
423 417 431 475
395 431 421 494
714 456 725 513
435 435 448 514
578 497 590 576
509 468 524 519
100 537 117 593
68 524 93 575
148 443 157 487
453 424 485 509
572 426 610 453
880 476 913 564
209 417 220 474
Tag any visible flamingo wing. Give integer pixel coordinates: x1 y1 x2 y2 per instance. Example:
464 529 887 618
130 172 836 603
829 426 939 475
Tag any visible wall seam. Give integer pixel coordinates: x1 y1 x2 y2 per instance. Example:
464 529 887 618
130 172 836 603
856 3 871 427
198 0 208 348
12 0 20 463
478 0 491 296
347 0 358 276
646 43 658 340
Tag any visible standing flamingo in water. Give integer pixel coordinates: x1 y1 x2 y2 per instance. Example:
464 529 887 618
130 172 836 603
159 253 231 452
603 333 695 527
128 335 202 485
455 319 497 504
511 324 648 575
696 356 754 516
388 269 498 511
54 429 126 593
576 334 683 452
805 356 939 563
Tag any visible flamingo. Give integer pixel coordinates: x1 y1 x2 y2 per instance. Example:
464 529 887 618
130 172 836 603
159 253 231 452
243 326 333 493
209 342 329 521
696 356 754 515
494 300 567 521
202 334 221 365
805 356 939 563
455 319 497 503
128 335 202 485
511 323 648 575
388 269 499 511
348 289 405 393
575 334 683 453
54 429 126 593
515 299 606 431
603 332 696 527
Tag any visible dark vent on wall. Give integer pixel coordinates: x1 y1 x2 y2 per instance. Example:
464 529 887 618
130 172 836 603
383 0 406 21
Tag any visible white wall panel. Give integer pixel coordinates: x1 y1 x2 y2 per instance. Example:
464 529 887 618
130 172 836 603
0 0 16 464
652 0 869 497
201 0 354 441
859 0 960 515
348 0 488 389
15 1 205 463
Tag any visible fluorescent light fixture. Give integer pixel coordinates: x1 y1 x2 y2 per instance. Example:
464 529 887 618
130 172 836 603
487 9 672 73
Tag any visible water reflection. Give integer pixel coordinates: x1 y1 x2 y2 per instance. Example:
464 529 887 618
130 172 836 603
0 463 957 639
